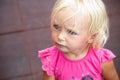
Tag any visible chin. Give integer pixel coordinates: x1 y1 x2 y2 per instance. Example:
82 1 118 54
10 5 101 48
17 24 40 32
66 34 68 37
57 47 69 53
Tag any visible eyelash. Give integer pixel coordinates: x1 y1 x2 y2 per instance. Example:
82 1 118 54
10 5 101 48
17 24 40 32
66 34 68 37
53 24 60 30
67 30 77 35
52 24 78 35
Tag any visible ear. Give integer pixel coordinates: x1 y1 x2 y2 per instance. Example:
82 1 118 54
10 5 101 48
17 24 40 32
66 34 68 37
88 32 98 43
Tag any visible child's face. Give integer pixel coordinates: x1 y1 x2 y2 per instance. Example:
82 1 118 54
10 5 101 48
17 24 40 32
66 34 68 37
51 9 92 54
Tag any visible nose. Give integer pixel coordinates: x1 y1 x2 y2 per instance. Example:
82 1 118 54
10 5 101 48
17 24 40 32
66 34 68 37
58 32 65 41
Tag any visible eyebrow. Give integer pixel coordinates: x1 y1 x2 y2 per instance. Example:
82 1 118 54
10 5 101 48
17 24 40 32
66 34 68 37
64 26 77 33
53 21 79 33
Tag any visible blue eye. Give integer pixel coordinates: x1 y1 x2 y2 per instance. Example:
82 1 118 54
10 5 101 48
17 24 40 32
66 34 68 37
53 24 60 30
67 30 77 35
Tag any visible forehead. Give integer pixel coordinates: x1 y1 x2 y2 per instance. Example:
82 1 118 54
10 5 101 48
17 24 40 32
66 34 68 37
52 8 90 30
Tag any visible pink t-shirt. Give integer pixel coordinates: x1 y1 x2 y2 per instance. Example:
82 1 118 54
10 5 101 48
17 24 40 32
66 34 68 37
38 46 116 80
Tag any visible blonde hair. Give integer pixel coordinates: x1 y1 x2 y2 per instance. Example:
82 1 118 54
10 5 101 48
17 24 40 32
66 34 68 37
51 0 109 48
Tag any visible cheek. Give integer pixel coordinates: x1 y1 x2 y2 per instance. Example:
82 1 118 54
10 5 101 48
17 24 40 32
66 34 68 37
51 31 57 40
67 38 79 46
51 32 55 39
70 37 88 46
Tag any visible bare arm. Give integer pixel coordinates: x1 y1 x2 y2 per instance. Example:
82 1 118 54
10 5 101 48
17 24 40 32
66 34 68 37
42 71 55 80
102 60 119 80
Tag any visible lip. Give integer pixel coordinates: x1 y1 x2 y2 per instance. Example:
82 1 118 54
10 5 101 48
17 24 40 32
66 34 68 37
56 43 65 47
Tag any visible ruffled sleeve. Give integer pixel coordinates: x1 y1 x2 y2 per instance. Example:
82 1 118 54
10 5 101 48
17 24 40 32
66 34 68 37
38 46 57 75
98 48 116 63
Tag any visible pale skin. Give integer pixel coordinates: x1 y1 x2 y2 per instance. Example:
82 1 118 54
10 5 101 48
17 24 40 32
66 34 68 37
42 8 119 80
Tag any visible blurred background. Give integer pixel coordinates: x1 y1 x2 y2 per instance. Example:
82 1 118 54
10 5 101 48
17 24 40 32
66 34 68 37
0 0 120 80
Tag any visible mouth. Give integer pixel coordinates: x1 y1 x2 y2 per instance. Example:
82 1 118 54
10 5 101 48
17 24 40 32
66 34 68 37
55 43 65 47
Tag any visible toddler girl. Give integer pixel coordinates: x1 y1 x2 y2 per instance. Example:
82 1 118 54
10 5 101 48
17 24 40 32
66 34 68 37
38 0 119 80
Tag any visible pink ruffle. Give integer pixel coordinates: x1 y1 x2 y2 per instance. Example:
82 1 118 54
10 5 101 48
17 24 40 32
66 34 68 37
38 48 55 75
98 48 116 63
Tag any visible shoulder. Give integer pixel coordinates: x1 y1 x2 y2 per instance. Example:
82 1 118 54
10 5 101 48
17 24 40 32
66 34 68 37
38 46 60 75
38 46 58 57
91 47 116 63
